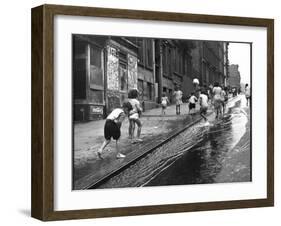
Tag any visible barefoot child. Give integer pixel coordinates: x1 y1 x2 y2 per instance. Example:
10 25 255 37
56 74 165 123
199 91 209 123
212 82 223 119
173 87 183 115
188 92 197 114
97 102 132 159
161 93 169 115
128 89 143 142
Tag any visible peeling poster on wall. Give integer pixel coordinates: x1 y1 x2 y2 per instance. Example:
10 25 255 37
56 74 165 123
128 54 138 90
107 46 119 90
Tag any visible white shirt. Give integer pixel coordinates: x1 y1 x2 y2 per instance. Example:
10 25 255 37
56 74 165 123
107 108 125 123
174 90 183 105
199 94 209 108
193 78 199 85
189 95 197 104
161 96 169 106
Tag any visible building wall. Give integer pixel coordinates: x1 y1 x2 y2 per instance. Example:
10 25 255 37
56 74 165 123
73 35 229 121
73 36 139 121
137 66 156 110
106 42 138 113
227 64 241 88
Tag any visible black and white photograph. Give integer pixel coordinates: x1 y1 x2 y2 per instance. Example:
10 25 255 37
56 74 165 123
72 35 252 190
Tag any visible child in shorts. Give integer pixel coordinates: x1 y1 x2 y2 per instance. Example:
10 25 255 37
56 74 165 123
188 92 197 114
97 101 132 159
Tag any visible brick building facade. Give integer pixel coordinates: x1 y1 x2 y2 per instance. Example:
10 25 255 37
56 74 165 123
73 35 229 121
227 64 241 89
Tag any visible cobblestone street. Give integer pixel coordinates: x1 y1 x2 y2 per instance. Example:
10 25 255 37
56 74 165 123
73 95 250 189
74 102 205 189
98 95 250 188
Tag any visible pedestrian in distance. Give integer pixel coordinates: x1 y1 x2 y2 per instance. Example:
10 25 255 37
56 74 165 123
199 90 210 125
97 101 133 159
161 93 169 115
208 84 214 101
128 89 143 143
188 92 197 115
245 84 251 106
192 78 200 91
173 86 183 115
212 82 223 119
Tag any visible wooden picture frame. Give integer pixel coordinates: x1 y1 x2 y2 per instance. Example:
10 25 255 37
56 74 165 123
31 4 274 221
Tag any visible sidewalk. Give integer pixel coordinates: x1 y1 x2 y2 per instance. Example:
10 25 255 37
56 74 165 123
73 102 214 189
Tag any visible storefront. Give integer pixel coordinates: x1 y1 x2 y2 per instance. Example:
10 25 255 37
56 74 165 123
73 35 138 121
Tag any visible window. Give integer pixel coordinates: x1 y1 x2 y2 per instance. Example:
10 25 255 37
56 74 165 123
136 39 145 65
137 39 153 69
174 49 184 75
89 45 104 104
147 82 153 100
89 89 104 104
145 39 153 68
73 37 87 99
168 47 172 78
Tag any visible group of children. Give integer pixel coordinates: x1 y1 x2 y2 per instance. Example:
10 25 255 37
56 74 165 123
96 83 230 160
96 89 143 159
161 89 209 123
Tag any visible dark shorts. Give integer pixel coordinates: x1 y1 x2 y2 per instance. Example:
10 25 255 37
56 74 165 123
161 105 167 109
200 106 208 115
104 119 120 140
189 103 196 110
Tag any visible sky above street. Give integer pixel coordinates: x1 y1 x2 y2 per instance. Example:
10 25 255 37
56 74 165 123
228 42 251 85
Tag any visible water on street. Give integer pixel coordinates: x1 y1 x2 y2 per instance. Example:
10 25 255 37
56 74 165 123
98 95 251 189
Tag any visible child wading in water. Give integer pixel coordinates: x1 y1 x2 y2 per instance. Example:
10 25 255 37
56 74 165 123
97 102 132 159
128 89 143 143
212 82 223 119
188 92 197 115
199 91 210 125
161 93 169 115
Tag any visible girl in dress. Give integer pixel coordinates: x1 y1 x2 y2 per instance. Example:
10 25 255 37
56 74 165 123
161 93 169 115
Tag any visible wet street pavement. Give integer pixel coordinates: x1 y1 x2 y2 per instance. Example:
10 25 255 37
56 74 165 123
98 95 251 189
